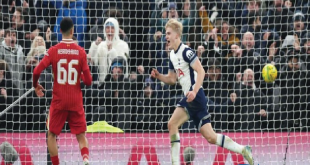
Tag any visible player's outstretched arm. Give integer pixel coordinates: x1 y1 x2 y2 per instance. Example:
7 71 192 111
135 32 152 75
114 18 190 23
151 68 177 85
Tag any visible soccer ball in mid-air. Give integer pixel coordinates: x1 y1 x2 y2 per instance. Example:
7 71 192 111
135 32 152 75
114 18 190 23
262 64 278 83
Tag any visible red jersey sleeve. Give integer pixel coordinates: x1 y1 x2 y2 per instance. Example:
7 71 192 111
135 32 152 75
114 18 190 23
33 48 52 88
80 49 92 86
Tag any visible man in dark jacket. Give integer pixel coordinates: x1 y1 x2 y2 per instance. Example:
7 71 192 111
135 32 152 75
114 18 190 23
94 59 131 131
230 69 268 131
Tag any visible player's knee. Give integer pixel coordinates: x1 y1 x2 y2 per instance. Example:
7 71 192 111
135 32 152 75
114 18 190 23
48 131 56 138
204 134 216 144
76 133 85 141
168 120 178 132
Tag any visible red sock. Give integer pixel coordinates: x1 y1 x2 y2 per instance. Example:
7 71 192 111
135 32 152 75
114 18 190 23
81 147 89 160
51 155 60 165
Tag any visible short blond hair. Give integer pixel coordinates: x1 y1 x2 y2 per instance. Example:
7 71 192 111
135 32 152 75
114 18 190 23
165 19 183 36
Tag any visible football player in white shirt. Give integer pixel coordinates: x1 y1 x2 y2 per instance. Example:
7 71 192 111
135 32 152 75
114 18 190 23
151 19 254 165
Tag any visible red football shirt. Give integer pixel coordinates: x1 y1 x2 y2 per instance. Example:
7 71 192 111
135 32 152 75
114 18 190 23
33 39 92 111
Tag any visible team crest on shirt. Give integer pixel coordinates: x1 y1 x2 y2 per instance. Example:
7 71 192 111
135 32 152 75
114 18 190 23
186 50 195 60
176 68 185 78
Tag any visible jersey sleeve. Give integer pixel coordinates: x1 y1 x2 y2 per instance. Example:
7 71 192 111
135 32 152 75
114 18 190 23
182 48 198 66
33 48 53 88
169 60 175 71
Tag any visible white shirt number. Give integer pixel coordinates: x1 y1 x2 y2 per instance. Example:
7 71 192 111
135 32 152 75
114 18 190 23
57 59 78 85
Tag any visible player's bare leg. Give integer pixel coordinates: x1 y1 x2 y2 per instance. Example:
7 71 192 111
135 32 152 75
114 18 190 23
200 123 253 165
168 107 189 165
76 133 90 165
47 131 59 165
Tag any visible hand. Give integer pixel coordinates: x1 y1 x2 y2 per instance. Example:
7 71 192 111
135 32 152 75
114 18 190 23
236 72 242 82
151 68 160 79
154 31 162 41
23 0 29 8
35 84 45 97
263 32 271 41
9 1 15 12
137 65 145 74
95 36 102 45
27 57 38 66
30 29 39 40
130 72 137 81
230 93 237 103
186 91 196 102
46 27 51 42
258 109 267 117
107 42 112 51
119 28 126 37
87 54 92 64
1 88 7 99
268 44 278 61
211 28 218 35
294 34 301 51
199 5 205 12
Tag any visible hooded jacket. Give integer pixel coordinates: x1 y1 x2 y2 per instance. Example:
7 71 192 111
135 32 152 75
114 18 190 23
0 41 24 94
93 18 130 85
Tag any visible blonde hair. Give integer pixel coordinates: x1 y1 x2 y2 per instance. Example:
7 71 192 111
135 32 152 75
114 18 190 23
27 36 46 62
165 19 183 36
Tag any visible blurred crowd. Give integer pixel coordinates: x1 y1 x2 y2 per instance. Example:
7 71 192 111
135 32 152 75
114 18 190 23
0 0 309 133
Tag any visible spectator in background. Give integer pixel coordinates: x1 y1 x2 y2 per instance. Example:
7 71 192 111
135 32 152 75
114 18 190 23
301 32 310 70
0 0 16 30
53 0 87 47
275 52 307 129
0 28 24 94
242 32 256 51
30 20 58 49
92 17 129 85
26 36 46 63
226 44 262 88
150 1 194 43
86 7 128 50
203 58 228 104
0 59 19 130
262 0 293 39
94 60 131 130
11 7 31 55
240 12 263 50
230 69 268 131
290 11 308 51
134 84 164 131
199 5 240 52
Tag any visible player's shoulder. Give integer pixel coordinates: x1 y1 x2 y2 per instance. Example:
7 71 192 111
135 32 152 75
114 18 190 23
181 45 196 61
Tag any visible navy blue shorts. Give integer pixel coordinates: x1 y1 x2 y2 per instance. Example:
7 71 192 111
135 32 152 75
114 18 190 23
177 88 211 131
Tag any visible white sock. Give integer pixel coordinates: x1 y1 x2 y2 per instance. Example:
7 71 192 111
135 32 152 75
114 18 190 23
170 133 180 165
216 134 244 154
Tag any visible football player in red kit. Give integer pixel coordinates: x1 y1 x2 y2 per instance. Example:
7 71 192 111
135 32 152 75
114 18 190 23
33 17 92 165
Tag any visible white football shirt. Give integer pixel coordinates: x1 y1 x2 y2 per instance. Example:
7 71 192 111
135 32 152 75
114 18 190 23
169 43 199 95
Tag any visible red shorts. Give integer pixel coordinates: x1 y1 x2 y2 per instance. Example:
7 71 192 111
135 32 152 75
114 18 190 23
47 106 87 135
